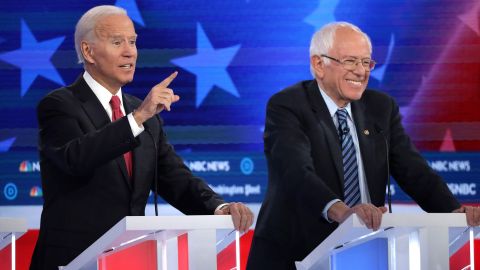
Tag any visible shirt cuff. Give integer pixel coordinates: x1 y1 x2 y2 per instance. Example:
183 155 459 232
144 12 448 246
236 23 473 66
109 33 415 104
127 113 144 137
215 203 230 213
322 199 341 223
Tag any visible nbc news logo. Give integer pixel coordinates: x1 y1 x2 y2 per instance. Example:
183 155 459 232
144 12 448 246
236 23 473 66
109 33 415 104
19 160 41 172
29 186 43 197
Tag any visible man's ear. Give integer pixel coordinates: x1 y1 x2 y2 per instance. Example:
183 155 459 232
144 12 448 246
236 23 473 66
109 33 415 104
310 55 325 78
81 41 94 64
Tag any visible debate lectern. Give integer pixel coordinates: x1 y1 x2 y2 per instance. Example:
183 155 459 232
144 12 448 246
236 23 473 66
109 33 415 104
296 213 478 270
62 215 240 270
0 218 27 270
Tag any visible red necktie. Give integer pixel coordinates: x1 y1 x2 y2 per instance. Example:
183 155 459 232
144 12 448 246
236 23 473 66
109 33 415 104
110 95 133 178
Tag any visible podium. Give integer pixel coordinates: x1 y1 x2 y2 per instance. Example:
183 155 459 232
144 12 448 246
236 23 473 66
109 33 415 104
296 213 477 270
0 218 27 270
63 215 239 270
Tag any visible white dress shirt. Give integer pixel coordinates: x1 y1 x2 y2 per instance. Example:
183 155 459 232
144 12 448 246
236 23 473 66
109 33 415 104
83 71 144 137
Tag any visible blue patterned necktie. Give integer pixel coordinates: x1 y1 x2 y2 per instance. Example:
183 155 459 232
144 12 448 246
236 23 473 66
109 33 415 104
336 109 361 207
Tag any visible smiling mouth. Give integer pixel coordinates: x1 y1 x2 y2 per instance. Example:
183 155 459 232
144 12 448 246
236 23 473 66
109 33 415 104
346 79 363 86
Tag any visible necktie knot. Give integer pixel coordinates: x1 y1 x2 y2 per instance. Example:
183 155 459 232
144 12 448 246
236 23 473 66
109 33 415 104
336 109 350 137
336 108 348 122
110 95 121 110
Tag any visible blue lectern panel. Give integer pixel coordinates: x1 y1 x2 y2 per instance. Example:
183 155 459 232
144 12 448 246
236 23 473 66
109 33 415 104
331 238 388 270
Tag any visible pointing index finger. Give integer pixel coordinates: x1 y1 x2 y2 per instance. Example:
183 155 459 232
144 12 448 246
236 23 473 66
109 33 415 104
158 71 178 88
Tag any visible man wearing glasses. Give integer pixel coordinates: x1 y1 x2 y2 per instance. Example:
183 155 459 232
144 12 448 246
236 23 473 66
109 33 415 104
246 22 480 269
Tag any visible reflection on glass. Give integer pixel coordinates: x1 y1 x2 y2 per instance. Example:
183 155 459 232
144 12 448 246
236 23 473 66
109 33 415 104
449 226 479 269
216 229 241 270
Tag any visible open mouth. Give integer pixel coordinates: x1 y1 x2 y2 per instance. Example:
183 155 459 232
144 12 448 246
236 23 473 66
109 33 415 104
119 64 134 69
346 79 362 86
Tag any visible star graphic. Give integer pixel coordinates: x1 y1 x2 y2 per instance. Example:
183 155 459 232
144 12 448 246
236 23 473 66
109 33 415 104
458 2 480 36
171 23 241 108
0 137 16 153
0 20 65 97
304 0 339 29
115 0 145 27
370 34 395 82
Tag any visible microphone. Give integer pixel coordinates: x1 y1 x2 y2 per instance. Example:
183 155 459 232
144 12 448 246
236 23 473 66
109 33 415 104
144 122 159 217
375 124 392 213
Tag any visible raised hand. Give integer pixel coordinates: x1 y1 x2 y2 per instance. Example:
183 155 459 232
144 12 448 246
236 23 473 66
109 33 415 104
133 71 180 125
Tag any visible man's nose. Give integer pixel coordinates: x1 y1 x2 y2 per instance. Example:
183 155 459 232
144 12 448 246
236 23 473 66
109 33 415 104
122 42 136 57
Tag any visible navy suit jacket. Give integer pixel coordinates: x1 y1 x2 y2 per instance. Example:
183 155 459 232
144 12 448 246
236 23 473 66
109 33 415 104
247 80 460 269
30 75 224 270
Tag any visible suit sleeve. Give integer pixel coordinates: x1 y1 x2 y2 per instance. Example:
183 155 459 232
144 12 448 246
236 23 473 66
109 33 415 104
386 97 461 212
263 93 340 218
150 117 225 214
37 93 139 176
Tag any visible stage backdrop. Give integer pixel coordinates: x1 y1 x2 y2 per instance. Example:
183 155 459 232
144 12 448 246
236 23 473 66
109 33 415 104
1 0 480 207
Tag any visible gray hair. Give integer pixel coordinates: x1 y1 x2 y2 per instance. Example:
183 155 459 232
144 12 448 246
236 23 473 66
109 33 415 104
309 22 372 77
74 5 127 64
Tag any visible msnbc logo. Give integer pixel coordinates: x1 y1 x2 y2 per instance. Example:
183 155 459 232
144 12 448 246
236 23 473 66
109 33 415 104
19 160 40 172
30 186 43 197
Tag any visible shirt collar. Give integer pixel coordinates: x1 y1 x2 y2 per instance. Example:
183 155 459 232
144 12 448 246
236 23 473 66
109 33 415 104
83 71 124 111
317 82 352 120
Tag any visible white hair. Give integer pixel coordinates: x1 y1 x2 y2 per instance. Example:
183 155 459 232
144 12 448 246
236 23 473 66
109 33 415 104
74 5 127 64
309 22 372 77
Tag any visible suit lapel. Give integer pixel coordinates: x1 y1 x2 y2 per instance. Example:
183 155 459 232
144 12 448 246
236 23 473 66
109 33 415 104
71 75 132 190
72 76 110 129
306 81 344 187
351 100 377 197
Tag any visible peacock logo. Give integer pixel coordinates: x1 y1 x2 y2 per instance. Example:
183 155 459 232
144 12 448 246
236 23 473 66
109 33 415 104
19 160 40 172
29 186 43 197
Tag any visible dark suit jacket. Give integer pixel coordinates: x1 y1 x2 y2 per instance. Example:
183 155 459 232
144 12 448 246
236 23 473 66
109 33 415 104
30 75 225 270
247 80 460 269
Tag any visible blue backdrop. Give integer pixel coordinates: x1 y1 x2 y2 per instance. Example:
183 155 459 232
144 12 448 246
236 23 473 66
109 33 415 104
1 0 480 205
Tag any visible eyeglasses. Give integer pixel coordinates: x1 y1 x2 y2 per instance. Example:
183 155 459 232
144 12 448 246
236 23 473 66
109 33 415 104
320 54 376 71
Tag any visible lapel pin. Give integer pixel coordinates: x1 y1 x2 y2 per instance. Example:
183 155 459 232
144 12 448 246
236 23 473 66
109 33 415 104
363 129 369 135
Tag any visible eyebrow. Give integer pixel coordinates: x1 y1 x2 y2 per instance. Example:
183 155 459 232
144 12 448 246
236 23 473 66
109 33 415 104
342 55 371 59
109 34 138 39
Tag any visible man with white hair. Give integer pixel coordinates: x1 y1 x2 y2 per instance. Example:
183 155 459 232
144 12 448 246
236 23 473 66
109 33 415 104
246 22 479 269
30 5 253 269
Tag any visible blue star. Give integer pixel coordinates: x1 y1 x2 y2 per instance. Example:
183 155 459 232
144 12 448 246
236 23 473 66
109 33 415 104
0 137 16 153
304 0 339 29
171 23 241 108
115 0 145 27
371 34 395 83
0 20 65 97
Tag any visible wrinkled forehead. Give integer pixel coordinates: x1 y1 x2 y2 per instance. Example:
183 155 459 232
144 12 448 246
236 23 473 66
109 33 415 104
94 14 137 39
331 28 371 57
